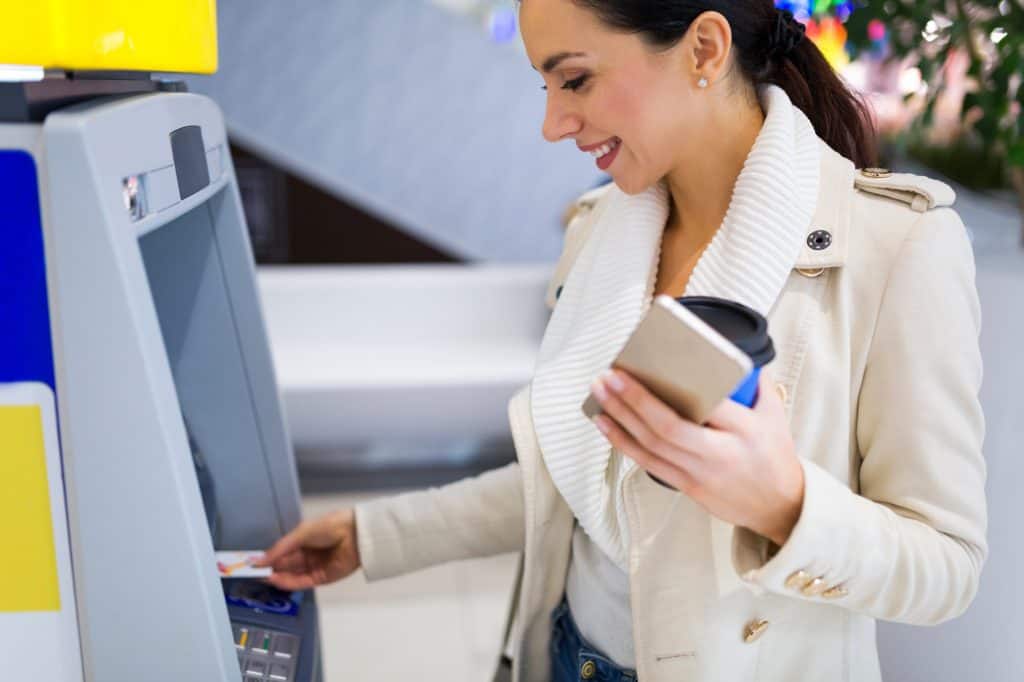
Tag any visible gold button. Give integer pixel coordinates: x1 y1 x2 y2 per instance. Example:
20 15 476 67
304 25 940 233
743 619 770 643
796 267 825 278
823 584 848 599
775 383 788 403
785 570 812 590
801 577 829 597
580 659 596 679
861 167 892 179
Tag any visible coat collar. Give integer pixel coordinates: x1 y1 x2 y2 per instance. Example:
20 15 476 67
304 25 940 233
793 141 856 269
530 85 833 570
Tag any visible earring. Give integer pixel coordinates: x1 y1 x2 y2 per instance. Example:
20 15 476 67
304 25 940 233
698 76 709 89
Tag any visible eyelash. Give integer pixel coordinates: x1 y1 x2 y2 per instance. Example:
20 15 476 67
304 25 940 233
540 74 590 92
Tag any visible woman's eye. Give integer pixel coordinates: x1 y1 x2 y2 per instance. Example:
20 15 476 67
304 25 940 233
561 74 589 92
539 74 590 92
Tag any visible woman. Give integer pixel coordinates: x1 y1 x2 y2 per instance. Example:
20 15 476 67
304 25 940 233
257 2 987 680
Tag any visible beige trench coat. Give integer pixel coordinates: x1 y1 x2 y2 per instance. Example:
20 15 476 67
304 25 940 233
354 141 987 682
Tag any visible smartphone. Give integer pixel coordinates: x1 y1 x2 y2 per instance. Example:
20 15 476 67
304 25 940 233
581 294 753 424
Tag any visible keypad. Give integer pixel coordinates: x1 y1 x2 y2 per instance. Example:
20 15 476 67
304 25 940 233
233 622 300 681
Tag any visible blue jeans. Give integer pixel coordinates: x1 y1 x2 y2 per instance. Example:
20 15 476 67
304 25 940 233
550 597 638 682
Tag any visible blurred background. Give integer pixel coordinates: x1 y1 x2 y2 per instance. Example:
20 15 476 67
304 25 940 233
177 1 1021 680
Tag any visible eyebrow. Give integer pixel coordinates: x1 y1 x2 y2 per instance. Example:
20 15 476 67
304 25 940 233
533 51 587 73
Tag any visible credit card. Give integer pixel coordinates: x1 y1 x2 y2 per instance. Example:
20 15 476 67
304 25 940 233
215 551 271 578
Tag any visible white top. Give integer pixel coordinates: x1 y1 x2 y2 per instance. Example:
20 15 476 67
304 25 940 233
565 522 636 668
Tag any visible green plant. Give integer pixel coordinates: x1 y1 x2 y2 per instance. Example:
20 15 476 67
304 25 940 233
845 1 1024 238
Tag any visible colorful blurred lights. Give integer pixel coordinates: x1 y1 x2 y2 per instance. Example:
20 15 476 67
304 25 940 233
868 19 887 43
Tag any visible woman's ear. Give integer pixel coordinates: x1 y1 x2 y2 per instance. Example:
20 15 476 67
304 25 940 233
687 11 733 83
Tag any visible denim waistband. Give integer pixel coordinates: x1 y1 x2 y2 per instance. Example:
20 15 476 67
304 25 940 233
550 597 638 682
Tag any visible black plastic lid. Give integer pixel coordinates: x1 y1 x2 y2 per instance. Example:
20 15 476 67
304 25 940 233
677 296 776 367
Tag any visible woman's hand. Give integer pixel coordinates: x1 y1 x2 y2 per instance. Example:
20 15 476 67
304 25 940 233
253 508 361 591
590 367 805 547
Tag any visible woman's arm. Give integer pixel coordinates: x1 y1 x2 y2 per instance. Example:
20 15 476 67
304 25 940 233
735 206 987 625
354 461 525 581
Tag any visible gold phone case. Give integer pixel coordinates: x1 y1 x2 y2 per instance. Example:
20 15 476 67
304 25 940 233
582 295 753 424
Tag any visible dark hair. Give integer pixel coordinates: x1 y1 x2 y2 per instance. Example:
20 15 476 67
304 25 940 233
569 0 878 168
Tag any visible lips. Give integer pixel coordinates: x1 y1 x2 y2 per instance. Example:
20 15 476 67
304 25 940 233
577 136 620 153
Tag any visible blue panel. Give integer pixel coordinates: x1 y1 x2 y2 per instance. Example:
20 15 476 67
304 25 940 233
0 150 56 391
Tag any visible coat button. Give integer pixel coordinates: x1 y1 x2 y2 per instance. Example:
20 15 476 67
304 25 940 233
801 577 829 597
823 584 849 599
785 569 812 590
861 167 892 178
743 619 770 643
796 267 825 278
555 285 564 300
580 659 596 679
806 230 832 251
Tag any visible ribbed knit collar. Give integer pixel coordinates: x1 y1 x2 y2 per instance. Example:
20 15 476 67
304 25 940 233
530 85 822 570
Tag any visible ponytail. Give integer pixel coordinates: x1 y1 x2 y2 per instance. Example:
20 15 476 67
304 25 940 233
748 10 879 168
570 1 879 168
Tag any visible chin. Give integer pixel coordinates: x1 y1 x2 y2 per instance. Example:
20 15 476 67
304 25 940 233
610 174 655 196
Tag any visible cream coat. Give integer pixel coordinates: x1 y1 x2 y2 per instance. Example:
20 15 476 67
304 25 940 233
354 141 987 681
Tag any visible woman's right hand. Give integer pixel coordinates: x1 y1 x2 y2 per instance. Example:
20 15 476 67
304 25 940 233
253 508 361 591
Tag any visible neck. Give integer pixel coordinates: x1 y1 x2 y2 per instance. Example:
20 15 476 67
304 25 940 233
664 93 766 246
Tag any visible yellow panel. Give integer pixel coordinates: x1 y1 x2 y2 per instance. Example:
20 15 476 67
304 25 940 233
0 406 60 612
0 0 217 74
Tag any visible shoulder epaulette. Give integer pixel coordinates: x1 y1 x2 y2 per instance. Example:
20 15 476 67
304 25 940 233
854 167 956 212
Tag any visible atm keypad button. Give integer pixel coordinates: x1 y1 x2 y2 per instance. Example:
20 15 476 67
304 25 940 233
244 659 267 677
250 629 271 654
272 634 298 659
269 662 289 680
234 625 249 650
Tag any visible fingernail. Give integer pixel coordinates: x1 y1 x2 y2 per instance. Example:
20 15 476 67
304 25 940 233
603 369 625 392
593 415 609 434
592 378 608 401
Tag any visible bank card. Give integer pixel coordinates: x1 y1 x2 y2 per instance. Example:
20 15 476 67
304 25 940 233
216 551 272 578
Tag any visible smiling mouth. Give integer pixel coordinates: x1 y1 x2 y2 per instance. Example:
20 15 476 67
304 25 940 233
585 137 621 159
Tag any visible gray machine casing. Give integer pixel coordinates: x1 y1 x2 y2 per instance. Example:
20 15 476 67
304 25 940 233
9 91 320 680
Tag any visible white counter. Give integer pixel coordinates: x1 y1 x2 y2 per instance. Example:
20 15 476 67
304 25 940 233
258 264 552 466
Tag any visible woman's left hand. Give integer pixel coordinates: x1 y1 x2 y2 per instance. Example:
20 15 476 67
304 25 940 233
590 367 805 547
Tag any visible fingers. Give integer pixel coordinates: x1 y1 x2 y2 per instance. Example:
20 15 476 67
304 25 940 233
595 411 699 495
265 571 317 592
704 397 754 433
266 552 309 575
601 368 687 438
594 369 719 458
593 384 677 460
253 522 311 567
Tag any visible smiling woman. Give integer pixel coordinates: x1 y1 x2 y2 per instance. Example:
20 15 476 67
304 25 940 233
266 2 988 681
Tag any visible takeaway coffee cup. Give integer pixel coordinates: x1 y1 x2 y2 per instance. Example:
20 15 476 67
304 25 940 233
676 296 775 408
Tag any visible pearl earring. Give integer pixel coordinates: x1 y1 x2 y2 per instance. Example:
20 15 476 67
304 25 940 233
698 76 709 88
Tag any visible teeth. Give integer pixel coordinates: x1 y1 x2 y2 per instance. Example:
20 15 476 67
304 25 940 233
591 138 619 159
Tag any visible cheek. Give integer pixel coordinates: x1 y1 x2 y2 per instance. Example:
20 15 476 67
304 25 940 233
602 78 675 163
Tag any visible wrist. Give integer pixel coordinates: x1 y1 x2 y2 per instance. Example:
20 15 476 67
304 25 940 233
766 465 806 548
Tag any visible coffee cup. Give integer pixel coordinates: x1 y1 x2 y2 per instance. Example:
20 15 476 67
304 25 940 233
676 296 775 407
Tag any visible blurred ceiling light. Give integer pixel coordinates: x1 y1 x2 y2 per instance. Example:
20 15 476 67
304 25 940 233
428 0 519 44
922 19 940 42
0 64 44 82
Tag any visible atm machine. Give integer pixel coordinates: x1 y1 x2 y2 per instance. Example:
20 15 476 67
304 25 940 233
0 3 322 680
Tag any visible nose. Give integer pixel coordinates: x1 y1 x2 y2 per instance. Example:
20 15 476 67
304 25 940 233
541 93 582 143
